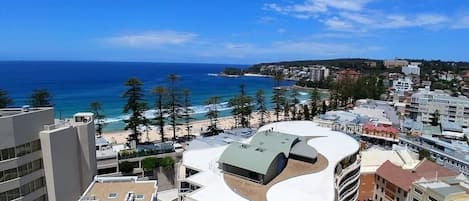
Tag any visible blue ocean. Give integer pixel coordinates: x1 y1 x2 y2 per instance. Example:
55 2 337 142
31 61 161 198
0 61 304 131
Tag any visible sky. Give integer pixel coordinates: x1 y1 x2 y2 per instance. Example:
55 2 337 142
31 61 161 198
1 0 469 64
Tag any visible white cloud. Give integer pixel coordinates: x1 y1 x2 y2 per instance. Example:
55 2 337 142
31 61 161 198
264 0 372 19
277 28 286 33
378 14 448 28
104 31 197 48
451 15 469 29
323 17 354 31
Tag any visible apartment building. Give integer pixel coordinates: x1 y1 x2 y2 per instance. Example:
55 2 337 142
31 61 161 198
408 88 469 127
373 160 458 201
393 77 413 95
0 107 96 201
402 64 421 76
384 59 409 68
407 174 469 201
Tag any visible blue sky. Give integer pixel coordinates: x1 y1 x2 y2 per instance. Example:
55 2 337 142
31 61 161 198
1 0 469 64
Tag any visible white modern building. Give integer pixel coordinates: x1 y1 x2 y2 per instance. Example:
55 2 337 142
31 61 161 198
79 176 158 201
408 88 469 127
178 121 360 201
402 64 420 76
360 146 420 174
392 77 413 94
0 107 97 201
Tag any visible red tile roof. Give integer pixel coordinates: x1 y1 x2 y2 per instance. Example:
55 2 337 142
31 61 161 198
375 160 458 191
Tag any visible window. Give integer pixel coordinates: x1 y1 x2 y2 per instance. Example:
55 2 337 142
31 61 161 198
1 148 15 161
108 193 117 199
397 188 401 193
413 198 419 201
429 196 437 201
414 188 423 195
375 194 377 199
136 194 144 200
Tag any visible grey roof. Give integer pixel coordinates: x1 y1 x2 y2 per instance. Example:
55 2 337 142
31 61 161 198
218 131 300 175
218 142 283 175
290 138 317 160
430 186 466 197
441 121 463 132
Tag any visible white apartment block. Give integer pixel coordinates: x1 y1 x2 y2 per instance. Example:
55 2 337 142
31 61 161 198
408 89 469 127
0 107 96 201
393 77 413 94
402 64 420 76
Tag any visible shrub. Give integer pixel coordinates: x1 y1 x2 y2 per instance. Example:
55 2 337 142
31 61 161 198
159 156 175 168
141 157 159 171
119 161 134 174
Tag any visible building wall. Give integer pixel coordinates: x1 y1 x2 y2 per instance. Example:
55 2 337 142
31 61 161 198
410 93 469 127
0 108 53 201
40 127 82 201
373 174 408 201
76 123 97 191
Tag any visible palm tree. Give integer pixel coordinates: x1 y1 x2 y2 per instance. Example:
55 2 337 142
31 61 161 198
122 78 149 147
89 101 105 137
182 89 194 139
151 86 167 142
271 72 285 121
289 88 300 120
0 89 13 108
229 84 253 128
255 89 267 126
167 74 182 140
204 96 220 134
29 89 52 107
309 88 321 118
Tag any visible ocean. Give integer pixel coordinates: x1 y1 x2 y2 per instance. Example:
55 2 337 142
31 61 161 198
0 61 307 131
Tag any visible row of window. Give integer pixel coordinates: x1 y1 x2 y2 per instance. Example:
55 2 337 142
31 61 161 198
0 139 41 161
0 176 46 201
0 159 43 183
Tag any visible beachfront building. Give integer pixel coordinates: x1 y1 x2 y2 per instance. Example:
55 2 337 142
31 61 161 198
0 107 96 201
384 59 409 68
309 65 330 82
407 174 469 201
373 160 458 201
316 111 364 135
178 121 360 201
408 88 469 127
79 176 158 201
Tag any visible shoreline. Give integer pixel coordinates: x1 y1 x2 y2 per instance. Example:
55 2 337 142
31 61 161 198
102 111 285 145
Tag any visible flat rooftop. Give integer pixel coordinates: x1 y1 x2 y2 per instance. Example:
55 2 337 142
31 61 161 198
80 176 157 201
0 107 52 118
182 121 360 201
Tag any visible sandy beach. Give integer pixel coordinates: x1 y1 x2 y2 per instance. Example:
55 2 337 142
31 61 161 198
102 111 286 144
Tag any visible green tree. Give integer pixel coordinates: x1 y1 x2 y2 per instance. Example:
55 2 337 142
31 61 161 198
0 89 13 108
418 149 431 160
141 157 159 171
205 96 220 134
309 88 321 118
182 89 194 138
303 104 310 120
29 89 52 107
151 86 167 142
89 101 105 137
289 88 300 120
229 84 253 128
159 156 175 168
255 89 268 126
430 110 440 126
122 78 149 147
167 74 182 140
271 88 286 121
321 100 328 114
119 161 134 174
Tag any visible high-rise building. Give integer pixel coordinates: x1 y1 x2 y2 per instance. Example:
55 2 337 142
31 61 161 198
0 107 96 201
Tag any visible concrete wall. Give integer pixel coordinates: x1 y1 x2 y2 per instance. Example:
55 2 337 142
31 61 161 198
40 127 82 201
76 123 97 191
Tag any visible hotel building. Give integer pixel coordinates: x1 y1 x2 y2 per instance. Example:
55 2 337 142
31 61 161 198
178 121 360 201
0 107 96 201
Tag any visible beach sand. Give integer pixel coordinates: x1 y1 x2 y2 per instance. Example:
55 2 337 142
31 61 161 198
102 111 286 144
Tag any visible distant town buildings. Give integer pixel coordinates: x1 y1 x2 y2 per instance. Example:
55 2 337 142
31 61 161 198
402 64 421 76
178 121 360 201
374 160 458 201
336 68 361 81
393 77 413 95
0 107 96 201
408 88 469 127
79 176 158 201
384 59 409 68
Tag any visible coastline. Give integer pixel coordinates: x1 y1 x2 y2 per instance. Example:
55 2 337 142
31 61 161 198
102 111 285 144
